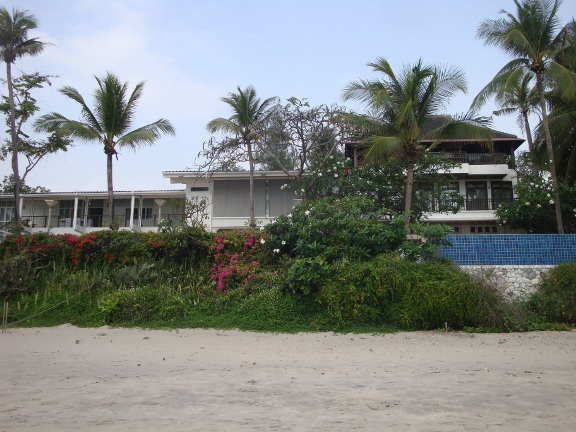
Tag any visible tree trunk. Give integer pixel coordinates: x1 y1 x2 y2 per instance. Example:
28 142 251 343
247 140 256 229
536 72 564 234
106 149 115 227
6 62 21 225
404 156 415 231
522 111 534 153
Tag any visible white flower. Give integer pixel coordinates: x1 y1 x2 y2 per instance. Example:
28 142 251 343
273 248 280 253
304 210 311 216
525 202 530 206
318 173 322 177
334 174 338 178
287 213 292 218
281 240 286 245
260 225 265 231
536 204 541 208
301 189 305 193
260 239 265 244
530 182 534 187
549 200 554 205
329 155 334 159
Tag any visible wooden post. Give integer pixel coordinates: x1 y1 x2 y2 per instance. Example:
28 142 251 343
2 301 8 334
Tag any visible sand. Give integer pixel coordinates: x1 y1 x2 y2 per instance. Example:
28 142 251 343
0 326 575 431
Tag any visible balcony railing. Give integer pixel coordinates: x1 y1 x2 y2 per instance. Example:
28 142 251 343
21 213 186 229
417 197 513 212
443 152 509 165
465 198 513 211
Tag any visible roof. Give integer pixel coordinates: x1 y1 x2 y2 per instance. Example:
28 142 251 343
163 170 304 181
418 115 524 148
0 189 186 199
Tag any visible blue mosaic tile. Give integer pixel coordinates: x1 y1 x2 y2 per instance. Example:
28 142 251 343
440 235 576 265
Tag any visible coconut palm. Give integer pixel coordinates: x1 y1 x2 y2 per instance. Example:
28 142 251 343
477 0 576 233
472 69 539 153
35 72 176 224
342 57 492 229
0 7 46 224
207 86 278 229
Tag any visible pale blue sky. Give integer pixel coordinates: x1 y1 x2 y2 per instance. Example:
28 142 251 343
1 0 575 192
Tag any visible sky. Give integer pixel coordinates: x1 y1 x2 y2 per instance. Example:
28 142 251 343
1 0 575 192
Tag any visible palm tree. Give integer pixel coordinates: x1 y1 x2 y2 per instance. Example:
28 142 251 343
477 0 576 233
35 72 176 225
472 69 539 153
207 86 278 229
342 57 492 229
0 7 46 225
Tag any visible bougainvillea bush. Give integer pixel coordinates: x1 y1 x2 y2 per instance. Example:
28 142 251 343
209 229 269 292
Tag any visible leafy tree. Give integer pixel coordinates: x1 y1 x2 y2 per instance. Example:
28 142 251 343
298 153 464 220
342 57 491 229
34 72 176 224
256 98 349 181
206 86 278 228
0 73 71 187
477 0 576 233
0 7 46 224
1 174 49 194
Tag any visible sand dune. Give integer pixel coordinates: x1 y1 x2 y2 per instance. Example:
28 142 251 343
1 326 575 431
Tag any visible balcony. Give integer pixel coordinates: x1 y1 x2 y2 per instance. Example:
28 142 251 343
21 213 185 230
442 152 510 165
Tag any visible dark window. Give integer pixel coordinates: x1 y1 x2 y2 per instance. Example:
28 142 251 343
491 181 513 209
466 182 488 210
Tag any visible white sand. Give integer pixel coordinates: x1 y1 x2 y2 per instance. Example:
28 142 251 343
1 326 575 431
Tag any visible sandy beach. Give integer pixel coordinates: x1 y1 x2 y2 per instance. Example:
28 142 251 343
1 326 575 431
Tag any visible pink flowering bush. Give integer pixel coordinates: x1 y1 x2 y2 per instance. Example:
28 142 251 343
209 229 268 292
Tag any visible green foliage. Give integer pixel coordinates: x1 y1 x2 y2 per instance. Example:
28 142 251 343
265 196 407 262
495 173 576 233
0 252 44 300
318 255 526 330
527 262 576 324
265 196 451 295
98 286 187 325
298 154 464 218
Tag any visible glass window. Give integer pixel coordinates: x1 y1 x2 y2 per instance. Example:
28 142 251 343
466 182 488 210
0 201 14 224
491 181 513 209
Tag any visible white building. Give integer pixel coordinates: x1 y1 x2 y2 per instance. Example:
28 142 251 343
1 121 524 237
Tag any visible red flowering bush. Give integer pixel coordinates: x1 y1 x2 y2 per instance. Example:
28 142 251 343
209 229 268 292
0 232 78 266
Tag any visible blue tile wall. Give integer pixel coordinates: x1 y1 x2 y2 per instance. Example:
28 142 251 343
440 235 576 265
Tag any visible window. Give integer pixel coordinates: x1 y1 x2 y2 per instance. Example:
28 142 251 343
438 183 460 212
466 182 488 210
125 208 153 221
0 201 14 224
491 181 513 209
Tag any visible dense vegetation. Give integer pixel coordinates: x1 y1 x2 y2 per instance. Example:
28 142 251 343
1 200 573 333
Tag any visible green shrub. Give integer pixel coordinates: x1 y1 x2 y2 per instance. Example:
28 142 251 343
318 254 521 330
98 286 186 325
528 262 576 324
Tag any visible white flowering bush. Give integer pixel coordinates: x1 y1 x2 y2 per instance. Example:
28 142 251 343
495 174 576 233
263 196 452 295
296 154 463 218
